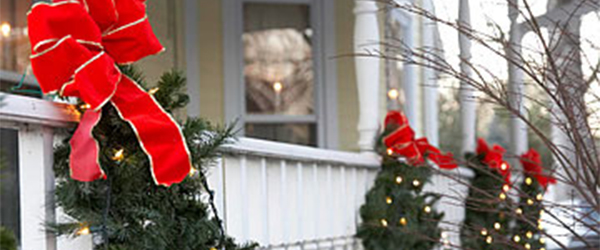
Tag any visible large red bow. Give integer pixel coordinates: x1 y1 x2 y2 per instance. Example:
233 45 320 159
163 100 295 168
383 111 457 169
520 149 556 188
476 138 511 184
28 0 192 186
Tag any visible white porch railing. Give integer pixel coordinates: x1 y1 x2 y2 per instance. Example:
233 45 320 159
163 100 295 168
0 94 93 250
213 138 474 249
212 138 380 249
0 94 473 250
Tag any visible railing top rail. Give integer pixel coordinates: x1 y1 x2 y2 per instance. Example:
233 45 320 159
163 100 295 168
220 137 381 168
0 93 79 128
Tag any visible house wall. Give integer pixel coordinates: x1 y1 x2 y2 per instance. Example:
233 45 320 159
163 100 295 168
334 0 360 152
141 0 362 151
139 1 185 84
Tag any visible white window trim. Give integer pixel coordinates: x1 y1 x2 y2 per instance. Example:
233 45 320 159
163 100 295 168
223 0 338 149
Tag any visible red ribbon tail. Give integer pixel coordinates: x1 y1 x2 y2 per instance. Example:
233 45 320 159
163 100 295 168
110 76 192 186
69 110 105 182
436 153 459 170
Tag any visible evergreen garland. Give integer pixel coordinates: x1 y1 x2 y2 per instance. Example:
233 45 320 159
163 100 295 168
51 68 255 250
357 129 443 250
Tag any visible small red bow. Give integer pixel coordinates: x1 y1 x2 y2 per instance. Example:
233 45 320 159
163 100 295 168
28 0 192 186
520 149 556 188
476 138 511 184
383 111 457 169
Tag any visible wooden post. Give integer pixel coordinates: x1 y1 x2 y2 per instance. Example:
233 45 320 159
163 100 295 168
354 0 381 152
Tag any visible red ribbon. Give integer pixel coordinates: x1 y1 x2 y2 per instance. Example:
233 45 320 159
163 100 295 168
383 111 457 169
28 0 192 186
476 138 511 184
520 149 556 188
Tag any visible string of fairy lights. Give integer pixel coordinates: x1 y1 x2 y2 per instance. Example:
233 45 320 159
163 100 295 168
73 87 219 250
382 148 549 249
479 175 547 250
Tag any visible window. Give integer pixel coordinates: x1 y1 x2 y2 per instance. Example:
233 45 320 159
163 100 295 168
0 0 39 94
243 2 316 146
0 129 20 244
224 0 336 148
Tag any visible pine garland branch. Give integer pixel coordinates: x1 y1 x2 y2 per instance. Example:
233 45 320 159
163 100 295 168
198 170 227 248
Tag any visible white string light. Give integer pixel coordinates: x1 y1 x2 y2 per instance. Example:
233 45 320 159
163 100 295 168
273 81 283 93
1 22 11 38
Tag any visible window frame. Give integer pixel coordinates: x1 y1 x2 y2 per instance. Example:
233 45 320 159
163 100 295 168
223 0 337 149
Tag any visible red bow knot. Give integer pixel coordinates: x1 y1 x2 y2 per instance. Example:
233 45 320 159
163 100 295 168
383 111 457 169
28 0 192 186
520 149 556 188
476 138 511 184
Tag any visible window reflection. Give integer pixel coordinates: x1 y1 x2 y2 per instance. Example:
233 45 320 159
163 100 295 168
0 0 31 74
243 3 314 116
243 3 318 146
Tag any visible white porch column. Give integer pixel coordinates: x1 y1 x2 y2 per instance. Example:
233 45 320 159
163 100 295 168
19 126 56 250
507 0 528 158
458 0 476 153
421 0 438 146
354 0 381 152
402 15 419 130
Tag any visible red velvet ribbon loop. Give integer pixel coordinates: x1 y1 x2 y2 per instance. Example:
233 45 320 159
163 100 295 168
383 111 457 169
520 149 556 188
28 0 192 186
476 138 511 184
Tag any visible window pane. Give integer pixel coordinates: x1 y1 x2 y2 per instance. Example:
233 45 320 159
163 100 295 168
243 3 314 116
1 0 32 73
245 123 317 146
0 128 20 243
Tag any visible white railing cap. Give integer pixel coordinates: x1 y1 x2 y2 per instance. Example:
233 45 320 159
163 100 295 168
220 137 381 168
0 93 79 128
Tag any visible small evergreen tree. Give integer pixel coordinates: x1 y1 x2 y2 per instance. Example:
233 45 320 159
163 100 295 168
52 68 255 250
512 149 554 250
357 114 443 250
460 139 513 250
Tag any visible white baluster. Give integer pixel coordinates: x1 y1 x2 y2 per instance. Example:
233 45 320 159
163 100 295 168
260 158 270 244
240 156 249 241
296 162 304 241
280 160 289 243
354 0 381 152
